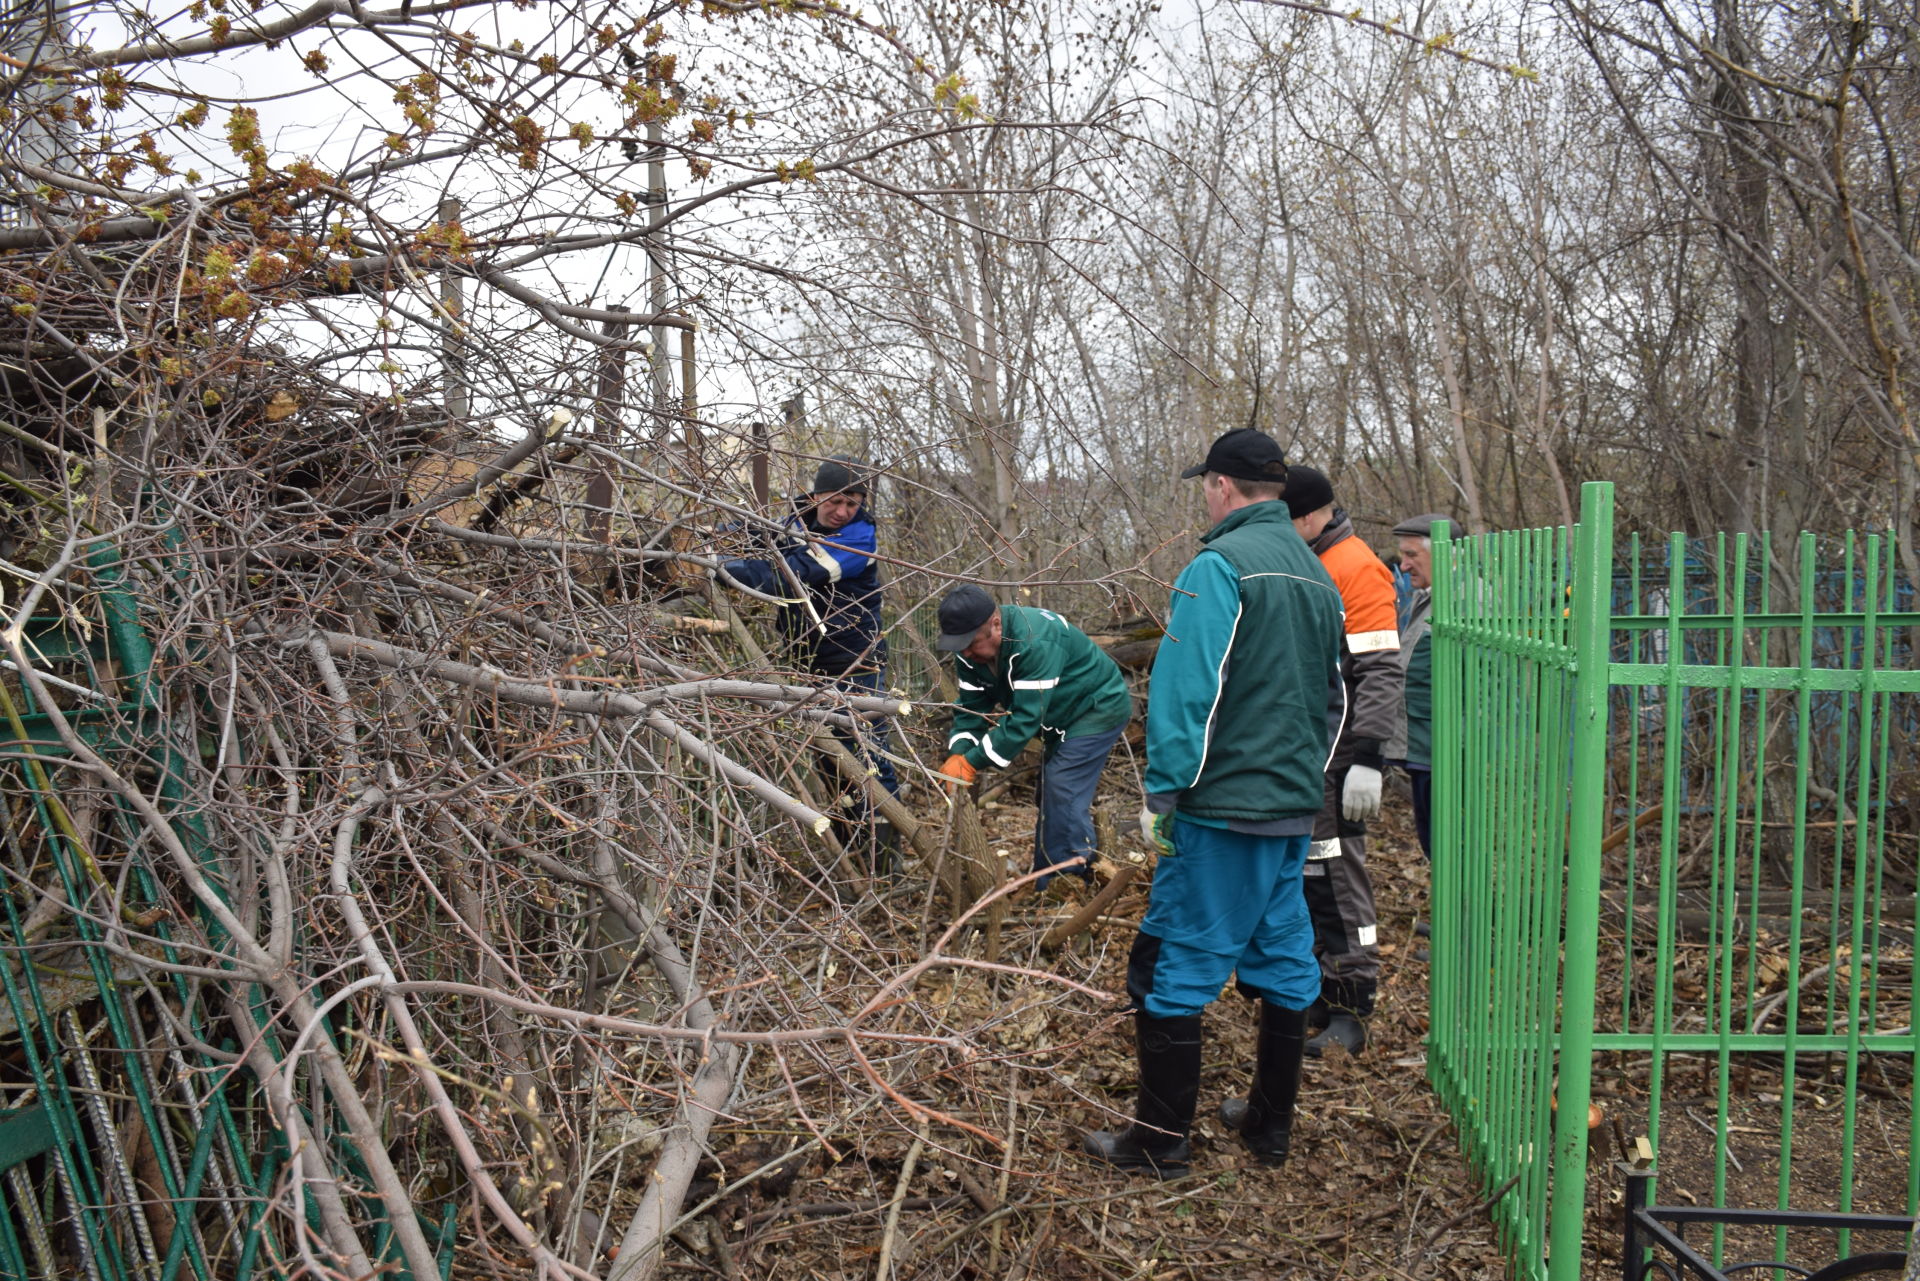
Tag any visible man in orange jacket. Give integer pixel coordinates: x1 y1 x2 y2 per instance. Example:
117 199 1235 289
1283 465 1402 1057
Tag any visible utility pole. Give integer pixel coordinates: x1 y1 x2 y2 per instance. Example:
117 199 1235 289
645 119 673 410
588 316 626 544
750 421 771 512
679 325 698 456
782 393 806 490
438 196 469 423
3 1 77 229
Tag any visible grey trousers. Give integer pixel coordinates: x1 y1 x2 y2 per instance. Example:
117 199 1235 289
1302 765 1380 1017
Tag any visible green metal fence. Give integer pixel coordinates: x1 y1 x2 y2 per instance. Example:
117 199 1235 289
0 573 454 1280
1427 481 1918 1280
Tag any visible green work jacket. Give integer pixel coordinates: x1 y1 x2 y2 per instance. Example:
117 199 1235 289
1388 587 1432 768
947 605 1131 770
1143 501 1347 824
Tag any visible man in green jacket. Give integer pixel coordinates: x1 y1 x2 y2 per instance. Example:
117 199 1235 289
1387 513 1441 861
1082 428 1347 1178
935 584 1132 889
1389 513 1442 957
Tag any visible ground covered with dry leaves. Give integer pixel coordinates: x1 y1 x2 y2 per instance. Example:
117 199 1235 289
651 780 1511 1280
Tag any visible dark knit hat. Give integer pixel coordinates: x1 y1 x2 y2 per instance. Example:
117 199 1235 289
1282 465 1335 518
811 455 869 497
935 584 997 652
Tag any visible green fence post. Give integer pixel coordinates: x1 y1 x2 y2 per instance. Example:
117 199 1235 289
1428 517 1455 1101
1547 481 1612 1280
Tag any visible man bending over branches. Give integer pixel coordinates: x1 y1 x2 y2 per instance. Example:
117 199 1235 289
934 584 1132 892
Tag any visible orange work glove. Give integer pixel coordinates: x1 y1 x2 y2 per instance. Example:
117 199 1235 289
939 754 978 791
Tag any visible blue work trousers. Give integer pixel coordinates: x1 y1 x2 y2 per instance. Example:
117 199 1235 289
829 668 898 805
1031 723 1125 887
1404 764 1432 860
1127 819 1319 1018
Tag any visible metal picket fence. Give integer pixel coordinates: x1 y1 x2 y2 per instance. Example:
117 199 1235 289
1426 482 1918 1280
0 558 455 1280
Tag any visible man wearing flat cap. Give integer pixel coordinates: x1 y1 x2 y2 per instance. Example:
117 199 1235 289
1387 513 1445 867
934 584 1132 890
1083 428 1347 1178
1282 464 1402 1059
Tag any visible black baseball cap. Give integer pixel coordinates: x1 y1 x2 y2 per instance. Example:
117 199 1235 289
1179 428 1289 484
935 584 997 651
1282 465 1335 517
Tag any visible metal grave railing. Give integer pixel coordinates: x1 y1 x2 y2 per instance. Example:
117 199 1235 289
1426 481 1917 1281
0 564 454 1280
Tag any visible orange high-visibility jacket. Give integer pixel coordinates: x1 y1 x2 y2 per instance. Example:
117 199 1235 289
1307 513 1402 766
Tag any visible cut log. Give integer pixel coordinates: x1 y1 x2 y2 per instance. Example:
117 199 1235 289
939 792 1005 959
1087 626 1164 672
1042 863 1139 950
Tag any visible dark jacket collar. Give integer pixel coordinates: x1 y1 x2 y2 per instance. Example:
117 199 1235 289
1307 509 1353 557
958 604 1025 672
1201 498 1293 544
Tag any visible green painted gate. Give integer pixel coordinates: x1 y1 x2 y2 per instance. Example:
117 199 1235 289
1426 481 1918 1279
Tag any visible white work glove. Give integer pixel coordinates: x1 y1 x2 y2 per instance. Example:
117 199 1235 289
1341 764 1383 822
1138 803 1175 857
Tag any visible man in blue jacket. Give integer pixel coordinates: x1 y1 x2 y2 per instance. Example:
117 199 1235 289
721 458 899 864
1083 428 1347 1178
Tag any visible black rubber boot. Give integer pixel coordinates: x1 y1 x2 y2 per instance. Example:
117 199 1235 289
1082 1013 1202 1179
1304 1012 1367 1059
1305 980 1370 1059
1215 1001 1308 1166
